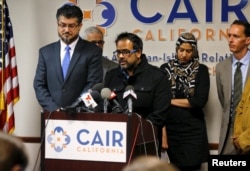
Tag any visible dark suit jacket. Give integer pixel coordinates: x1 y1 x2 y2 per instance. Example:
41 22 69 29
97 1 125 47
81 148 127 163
33 37 103 112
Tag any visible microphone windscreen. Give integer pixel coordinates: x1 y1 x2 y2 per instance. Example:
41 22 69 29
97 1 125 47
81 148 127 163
125 85 134 91
91 83 104 92
91 91 102 103
101 88 112 99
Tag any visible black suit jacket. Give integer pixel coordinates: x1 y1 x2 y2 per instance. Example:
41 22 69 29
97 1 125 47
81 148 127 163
33 37 103 112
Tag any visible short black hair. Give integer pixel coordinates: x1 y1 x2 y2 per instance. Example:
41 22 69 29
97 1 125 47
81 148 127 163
115 32 143 51
56 3 83 24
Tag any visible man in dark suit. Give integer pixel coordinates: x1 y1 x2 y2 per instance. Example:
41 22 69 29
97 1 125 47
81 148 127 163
33 3 103 112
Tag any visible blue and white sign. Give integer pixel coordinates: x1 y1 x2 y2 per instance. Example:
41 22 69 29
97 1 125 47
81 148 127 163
45 120 127 163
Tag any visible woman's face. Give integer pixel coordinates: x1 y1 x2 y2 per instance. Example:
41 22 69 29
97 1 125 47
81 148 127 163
176 42 193 64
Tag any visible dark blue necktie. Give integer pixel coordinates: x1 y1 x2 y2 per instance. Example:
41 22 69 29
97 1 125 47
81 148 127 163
62 46 70 79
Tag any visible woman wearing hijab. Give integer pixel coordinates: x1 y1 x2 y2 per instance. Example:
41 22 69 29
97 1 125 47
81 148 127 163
160 32 210 171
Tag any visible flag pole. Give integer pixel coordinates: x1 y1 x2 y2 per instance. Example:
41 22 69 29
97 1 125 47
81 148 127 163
0 0 5 110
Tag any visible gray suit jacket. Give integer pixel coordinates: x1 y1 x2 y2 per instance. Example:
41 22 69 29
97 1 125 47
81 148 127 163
33 38 103 112
101 57 118 80
216 55 250 153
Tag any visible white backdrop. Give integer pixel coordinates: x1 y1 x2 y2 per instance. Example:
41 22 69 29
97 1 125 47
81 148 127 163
6 0 250 170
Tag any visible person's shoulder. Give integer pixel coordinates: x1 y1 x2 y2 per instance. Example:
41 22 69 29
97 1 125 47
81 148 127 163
108 66 120 72
40 41 59 50
215 58 232 74
160 62 168 68
78 37 96 47
102 57 119 70
76 37 100 49
199 63 208 69
147 63 166 75
216 57 232 67
198 63 210 75
105 66 120 78
159 60 173 72
102 57 118 65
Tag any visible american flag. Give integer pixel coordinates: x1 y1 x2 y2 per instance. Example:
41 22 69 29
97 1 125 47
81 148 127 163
0 0 19 133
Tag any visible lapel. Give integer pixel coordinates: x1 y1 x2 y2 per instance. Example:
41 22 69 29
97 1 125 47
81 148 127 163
224 56 233 100
53 41 64 83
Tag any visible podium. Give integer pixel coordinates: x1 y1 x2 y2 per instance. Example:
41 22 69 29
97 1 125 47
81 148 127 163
41 111 158 171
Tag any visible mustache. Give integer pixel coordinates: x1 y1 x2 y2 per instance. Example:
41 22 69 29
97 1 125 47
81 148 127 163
63 32 70 36
118 59 127 63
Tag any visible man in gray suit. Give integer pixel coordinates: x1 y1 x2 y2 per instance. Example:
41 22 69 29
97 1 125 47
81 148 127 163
82 26 118 79
216 20 250 154
33 3 103 112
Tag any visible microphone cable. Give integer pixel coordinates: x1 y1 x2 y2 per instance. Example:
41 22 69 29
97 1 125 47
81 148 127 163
146 119 159 158
134 113 147 156
32 110 54 171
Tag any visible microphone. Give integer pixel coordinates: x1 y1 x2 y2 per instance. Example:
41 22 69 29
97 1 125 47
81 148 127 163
64 83 104 110
88 83 104 93
87 90 103 112
123 85 137 115
110 91 124 113
80 91 98 109
63 97 82 110
74 90 103 113
101 88 112 113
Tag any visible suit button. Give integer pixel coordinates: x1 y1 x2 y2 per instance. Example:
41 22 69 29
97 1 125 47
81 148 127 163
62 88 66 92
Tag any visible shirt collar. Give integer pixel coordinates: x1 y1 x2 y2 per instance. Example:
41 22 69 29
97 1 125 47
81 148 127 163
233 50 250 67
60 37 79 51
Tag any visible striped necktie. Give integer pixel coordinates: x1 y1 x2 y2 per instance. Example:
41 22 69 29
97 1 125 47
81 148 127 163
232 62 242 116
62 46 71 79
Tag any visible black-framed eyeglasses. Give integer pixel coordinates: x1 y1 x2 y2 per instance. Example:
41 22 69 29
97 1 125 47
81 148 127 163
58 23 79 30
113 49 137 57
91 40 105 45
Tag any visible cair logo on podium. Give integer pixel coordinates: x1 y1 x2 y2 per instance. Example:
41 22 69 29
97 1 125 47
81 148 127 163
45 119 127 163
47 126 71 152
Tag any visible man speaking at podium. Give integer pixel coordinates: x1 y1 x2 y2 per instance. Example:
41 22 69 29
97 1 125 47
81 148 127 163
104 32 171 127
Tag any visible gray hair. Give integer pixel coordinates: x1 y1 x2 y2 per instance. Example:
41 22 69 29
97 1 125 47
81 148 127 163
82 26 103 40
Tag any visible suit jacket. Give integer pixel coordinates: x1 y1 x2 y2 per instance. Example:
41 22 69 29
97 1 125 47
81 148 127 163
216 56 250 154
101 57 118 80
33 37 103 112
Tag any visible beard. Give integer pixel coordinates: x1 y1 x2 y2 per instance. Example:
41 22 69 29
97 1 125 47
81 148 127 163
120 61 138 73
58 32 78 45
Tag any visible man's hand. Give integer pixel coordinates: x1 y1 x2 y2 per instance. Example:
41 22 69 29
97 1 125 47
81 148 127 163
232 136 241 152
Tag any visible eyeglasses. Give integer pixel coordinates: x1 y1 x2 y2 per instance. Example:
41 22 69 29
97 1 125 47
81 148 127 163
91 40 105 45
113 49 137 57
58 23 79 30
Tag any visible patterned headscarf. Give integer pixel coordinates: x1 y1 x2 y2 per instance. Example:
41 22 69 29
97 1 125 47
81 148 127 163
164 32 200 98
176 32 199 60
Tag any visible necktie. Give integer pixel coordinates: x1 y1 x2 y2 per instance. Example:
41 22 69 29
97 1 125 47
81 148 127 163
232 62 242 116
62 46 71 79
